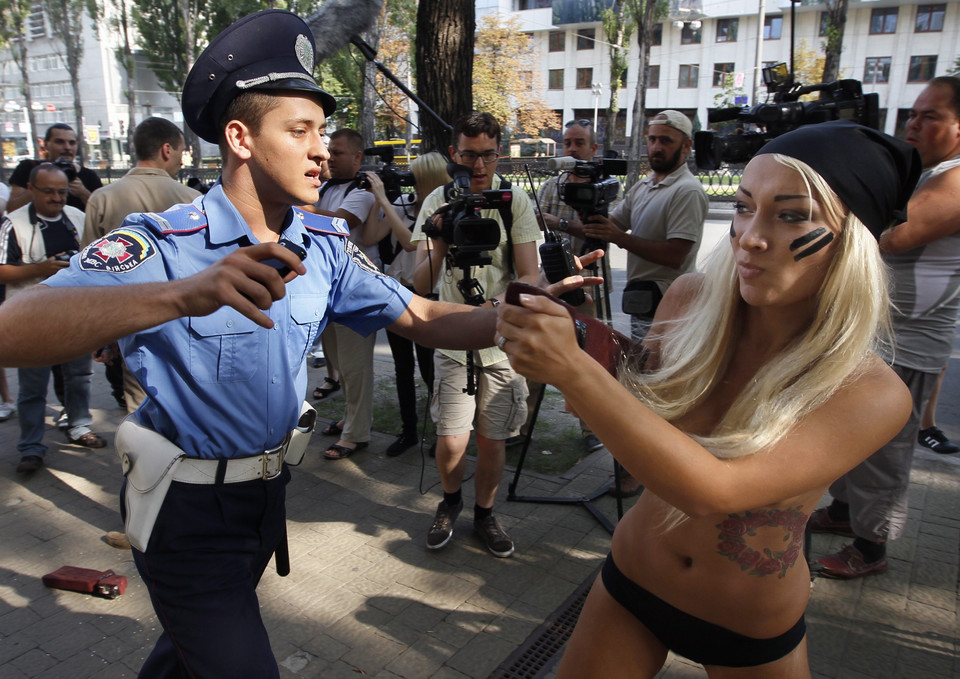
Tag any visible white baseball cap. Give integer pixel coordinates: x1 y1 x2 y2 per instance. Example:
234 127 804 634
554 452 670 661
649 110 692 139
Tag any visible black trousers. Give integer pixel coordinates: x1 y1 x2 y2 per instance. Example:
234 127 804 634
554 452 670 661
127 465 290 678
386 328 434 433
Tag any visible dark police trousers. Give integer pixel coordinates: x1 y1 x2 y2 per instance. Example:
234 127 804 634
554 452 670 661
124 464 290 678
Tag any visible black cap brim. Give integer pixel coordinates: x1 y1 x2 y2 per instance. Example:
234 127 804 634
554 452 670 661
252 78 337 118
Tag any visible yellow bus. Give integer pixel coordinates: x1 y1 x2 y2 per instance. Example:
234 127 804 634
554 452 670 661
373 139 420 164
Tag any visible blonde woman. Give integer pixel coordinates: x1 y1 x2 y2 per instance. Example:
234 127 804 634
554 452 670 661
496 121 921 677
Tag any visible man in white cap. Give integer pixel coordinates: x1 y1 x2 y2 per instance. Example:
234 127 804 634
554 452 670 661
580 109 708 497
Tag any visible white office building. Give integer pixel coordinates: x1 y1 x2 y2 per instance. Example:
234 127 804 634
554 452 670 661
482 0 960 149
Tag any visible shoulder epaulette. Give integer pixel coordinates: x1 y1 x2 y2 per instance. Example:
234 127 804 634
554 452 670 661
136 204 209 237
299 210 348 237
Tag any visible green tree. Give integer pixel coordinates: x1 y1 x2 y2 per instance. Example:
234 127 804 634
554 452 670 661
820 0 848 84
1 0 39 158
44 0 90 162
600 2 635 154
625 0 667 183
948 56 960 78
473 13 558 139
87 0 138 158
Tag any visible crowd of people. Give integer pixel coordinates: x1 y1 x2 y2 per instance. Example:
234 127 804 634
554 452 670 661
1 7 959 678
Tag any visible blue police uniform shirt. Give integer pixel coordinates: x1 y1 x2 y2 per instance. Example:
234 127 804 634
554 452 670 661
45 181 412 459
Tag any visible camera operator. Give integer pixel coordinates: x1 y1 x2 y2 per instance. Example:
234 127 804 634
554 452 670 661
537 119 621 258
361 152 449 457
0 163 106 474
304 128 380 460
7 123 102 213
583 111 707 343
411 112 541 558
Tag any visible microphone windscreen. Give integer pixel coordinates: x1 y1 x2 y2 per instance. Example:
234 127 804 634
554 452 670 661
307 0 382 62
546 156 578 172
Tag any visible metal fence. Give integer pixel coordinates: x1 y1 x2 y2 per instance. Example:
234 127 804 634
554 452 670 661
6 161 743 201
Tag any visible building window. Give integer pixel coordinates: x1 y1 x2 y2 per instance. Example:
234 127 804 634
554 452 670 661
678 64 699 88
548 30 564 52
548 69 564 90
648 65 660 88
620 68 628 87
915 4 945 32
907 55 937 82
517 0 553 9
681 23 702 44
27 8 46 39
651 23 662 46
870 7 898 34
863 57 891 84
576 28 595 50
716 18 738 42
764 16 782 40
576 67 593 89
713 63 735 87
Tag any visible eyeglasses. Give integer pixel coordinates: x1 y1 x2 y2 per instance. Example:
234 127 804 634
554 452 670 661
565 119 593 128
35 188 68 197
456 149 500 165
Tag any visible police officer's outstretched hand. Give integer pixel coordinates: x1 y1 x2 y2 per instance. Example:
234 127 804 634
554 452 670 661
177 242 306 329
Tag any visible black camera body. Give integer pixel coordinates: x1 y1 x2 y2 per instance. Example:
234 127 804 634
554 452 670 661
425 163 507 270
53 157 78 182
357 146 415 202
694 64 880 170
550 157 625 253
561 176 621 216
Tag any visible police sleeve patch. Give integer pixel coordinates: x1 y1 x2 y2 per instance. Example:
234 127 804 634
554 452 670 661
78 229 157 273
343 239 383 277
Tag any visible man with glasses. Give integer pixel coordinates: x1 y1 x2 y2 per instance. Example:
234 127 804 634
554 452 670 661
411 112 541 558
0 163 105 474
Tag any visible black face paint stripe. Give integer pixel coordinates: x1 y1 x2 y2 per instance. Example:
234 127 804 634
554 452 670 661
789 227 827 251
729 218 736 238
793 231 834 261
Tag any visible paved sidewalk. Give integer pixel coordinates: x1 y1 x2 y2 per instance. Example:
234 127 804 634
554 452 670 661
1 230 958 678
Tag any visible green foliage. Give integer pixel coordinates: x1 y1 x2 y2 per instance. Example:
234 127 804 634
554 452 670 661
950 56 960 78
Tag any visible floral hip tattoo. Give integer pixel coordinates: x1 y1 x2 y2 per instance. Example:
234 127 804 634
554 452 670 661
716 506 807 578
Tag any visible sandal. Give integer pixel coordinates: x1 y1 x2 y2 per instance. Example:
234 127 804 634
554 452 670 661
312 378 340 400
323 441 368 460
321 421 343 436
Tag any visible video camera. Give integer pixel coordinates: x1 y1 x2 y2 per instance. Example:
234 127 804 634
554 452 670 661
356 146 415 202
425 162 511 304
694 63 880 170
547 156 626 252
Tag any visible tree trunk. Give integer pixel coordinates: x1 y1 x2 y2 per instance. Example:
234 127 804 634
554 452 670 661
628 0 657 184
821 0 848 84
415 0 474 154
360 25 379 147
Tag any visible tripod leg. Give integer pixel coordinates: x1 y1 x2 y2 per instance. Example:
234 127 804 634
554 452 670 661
507 382 547 498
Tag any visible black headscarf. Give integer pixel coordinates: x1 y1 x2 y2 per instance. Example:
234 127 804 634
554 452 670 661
754 120 922 239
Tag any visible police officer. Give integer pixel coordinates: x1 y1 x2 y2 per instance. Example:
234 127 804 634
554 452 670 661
0 10 578 677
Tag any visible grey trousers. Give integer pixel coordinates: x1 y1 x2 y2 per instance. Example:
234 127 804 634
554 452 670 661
828 364 940 541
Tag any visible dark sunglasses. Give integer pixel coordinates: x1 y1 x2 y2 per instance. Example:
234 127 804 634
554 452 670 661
565 118 592 128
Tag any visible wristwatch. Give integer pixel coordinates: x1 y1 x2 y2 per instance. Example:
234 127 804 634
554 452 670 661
558 218 569 232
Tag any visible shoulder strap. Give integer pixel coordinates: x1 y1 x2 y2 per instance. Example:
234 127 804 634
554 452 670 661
498 177 514 277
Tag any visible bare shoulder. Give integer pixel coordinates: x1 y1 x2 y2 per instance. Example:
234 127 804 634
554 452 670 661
824 354 911 441
655 272 705 322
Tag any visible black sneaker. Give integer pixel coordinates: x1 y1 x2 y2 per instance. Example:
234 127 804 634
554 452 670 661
386 431 418 457
426 500 462 550
583 433 604 452
474 515 514 558
16 455 43 473
918 427 960 454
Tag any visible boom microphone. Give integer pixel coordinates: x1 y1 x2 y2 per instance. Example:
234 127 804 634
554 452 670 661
546 156 578 172
306 0 382 63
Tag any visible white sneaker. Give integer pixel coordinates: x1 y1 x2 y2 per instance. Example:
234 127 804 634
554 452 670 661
0 401 15 421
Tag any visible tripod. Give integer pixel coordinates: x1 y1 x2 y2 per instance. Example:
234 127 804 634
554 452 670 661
506 239 631 535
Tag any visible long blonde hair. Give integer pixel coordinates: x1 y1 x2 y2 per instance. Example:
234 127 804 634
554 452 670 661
622 155 891 464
